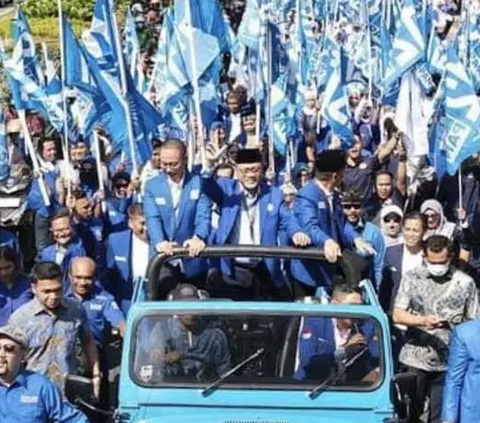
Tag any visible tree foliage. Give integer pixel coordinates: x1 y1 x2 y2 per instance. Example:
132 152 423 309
22 0 130 21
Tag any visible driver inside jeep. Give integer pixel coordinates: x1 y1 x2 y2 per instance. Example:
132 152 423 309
294 283 380 383
146 284 231 381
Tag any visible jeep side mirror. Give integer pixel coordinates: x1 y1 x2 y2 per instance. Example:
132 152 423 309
392 372 418 423
64 375 96 406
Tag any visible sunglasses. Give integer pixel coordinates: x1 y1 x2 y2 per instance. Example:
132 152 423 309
0 343 17 353
115 183 129 189
383 216 401 224
343 204 361 210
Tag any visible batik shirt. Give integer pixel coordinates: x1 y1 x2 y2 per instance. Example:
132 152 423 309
394 265 479 372
8 298 92 391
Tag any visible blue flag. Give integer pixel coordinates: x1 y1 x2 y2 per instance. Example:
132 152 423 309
237 0 264 51
444 47 480 175
83 0 163 165
321 39 353 146
270 72 290 156
174 0 233 54
468 11 480 92
123 8 141 88
62 13 109 139
7 10 44 110
3 42 64 132
383 0 425 89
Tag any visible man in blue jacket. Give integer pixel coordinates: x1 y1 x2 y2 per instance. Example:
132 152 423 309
442 319 480 423
143 139 211 294
106 204 149 313
41 208 86 286
291 150 375 297
340 190 386 290
104 172 133 235
295 283 380 382
71 190 105 272
203 148 311 300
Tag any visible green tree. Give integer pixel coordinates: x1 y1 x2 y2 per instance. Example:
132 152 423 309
22 0 130 21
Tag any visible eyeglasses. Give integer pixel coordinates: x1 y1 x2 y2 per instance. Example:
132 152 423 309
383 216 401 224
342 204 361 210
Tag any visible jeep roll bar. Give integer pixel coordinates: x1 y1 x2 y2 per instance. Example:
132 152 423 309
146 245 325 300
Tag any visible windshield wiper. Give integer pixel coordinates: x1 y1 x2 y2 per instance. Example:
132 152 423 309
308 346 369 399
201 348 265 397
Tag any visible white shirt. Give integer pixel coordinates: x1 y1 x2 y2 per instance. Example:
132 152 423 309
401 245 423 275
131 234 150 280
229 113 242 142
54 244 67 266
235 191 260 264
167 176 184 222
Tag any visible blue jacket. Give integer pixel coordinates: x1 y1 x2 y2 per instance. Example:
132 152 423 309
143 171 211 279
295 316 379 381
0 370 88 423
203 178 301 287
0 228 19 251
442 319 480 423
106 229 134 309
380 244 404 312
290 181 357 288
104 195 132 235
351 221 386 290
41 238 86 283
66 284 125 349
74 217 105 272
0 275 32 327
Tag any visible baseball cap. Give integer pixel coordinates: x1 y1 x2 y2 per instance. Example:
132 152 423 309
0 325 28 349
381 204 403 221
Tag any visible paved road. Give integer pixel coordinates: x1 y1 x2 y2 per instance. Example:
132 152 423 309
0 4 14 18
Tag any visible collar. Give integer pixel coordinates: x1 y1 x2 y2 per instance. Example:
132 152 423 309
239 182 261 200
0 371 26 389
132 232 148 245
315 180 334 199
68 283 102 302
55 243 68 253
167 173 185 189
352 219 365 232
31 297 67 316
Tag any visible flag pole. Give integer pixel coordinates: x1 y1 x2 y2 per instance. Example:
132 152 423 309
57 0 71 202
93 129 106 213
266 23 275 176
18 110 50 206
184 0 206 172
110 1 138 176
188 99 195 172
365 0 373 101
458 167 463 212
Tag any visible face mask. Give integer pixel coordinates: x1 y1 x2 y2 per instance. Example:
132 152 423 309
426 262 450 277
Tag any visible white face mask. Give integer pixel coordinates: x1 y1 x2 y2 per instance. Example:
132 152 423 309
426 262 450 277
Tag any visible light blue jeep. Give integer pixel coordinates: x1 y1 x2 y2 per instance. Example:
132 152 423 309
71 246 414 422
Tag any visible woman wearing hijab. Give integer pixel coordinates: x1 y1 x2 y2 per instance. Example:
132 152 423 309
420 199 470 266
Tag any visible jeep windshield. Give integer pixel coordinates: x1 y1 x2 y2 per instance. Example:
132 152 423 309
130 310 383 392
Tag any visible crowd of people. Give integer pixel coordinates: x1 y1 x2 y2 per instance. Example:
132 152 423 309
0 0 480 423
